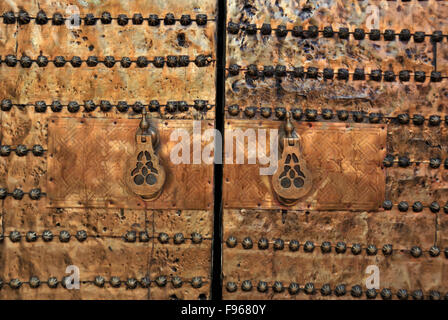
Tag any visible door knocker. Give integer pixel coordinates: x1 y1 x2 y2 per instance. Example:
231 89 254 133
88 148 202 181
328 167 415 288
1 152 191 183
126 109 166 201
271 111 312 206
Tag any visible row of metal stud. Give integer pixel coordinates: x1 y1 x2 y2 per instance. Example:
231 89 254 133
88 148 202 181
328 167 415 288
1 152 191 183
225 281 447 300
0 54 212 68
227 106 448 126
0 99 212 113
2 10 211 26
1 230 206 244
1 275 206 290
382 200 448 213
0 145 45 157
0 188 44 200
227 65 445 82
227 22 447 42
225 236 448 258
383 155 448 168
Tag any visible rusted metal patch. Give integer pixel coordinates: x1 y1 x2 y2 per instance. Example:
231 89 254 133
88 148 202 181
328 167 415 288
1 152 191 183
47 118 214 210
223 120 386 211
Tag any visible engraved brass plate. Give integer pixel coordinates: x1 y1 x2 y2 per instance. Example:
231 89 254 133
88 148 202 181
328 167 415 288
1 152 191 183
48 118 214 210
223 120 387 211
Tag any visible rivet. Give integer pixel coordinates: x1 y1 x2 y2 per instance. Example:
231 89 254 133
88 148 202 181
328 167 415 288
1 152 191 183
137 56 149 68
351 243 362 255
429 290 441 300
370 69 382 81
304 282 315 294
76 230 88 242
196 14 207 26
338 27 350 39
226 281 237 292
5 54 17 67
353 28 365 40
381 288 392 300
430 71 442 82
429 158 441 169
289 239 300 252
164 13 175 25
305 109 318 121
306 67 318 79
366 244 378 256
398 156 410 168
410 246 422 258
431 31 443 43
47 277 58 288
100 100 112 112
101 12 112 24
52 13 65 25
352 111 364 122
172 276 182 288
84 100 96 112
430 201 440 213
242 237 253 249
148 14 160 26
288 282 300 295
273 238 284 250
334 284 346 296
173 233 185 244
383 200 393 210
158 232 169 244
20 55 33 68
337 110 349 121
257 281 268 293
382 244 393 256
258 237 269 250
68 101 80 113
369 29 381 41
351 285 363 297
320 284 332 296
29 276 40 288
321 241 332 253
59 230 71 242
337 68 349 80
260 107 272 118
245 24 257 35
126 278 138 289
414 71 426 82
292 66 305 78
12 188 25 200
104 56 116 68
54 56 66 67
3 11 16 24
110 276 121 288
132 13 143 25
304 241 315 252
397 289 408 300
116 101 128 112
260 23 272 35
397 113 410 124
412 289 424 300
29 188 42 200
42 230 53 242
0 146 11 157
399 70 410 82
323 26 334 37
10 231 22 242
272 281 284 293
398 201 409 212
399 29 411 41
412 114 425 125
366 288 377 299
117 14 129 26
94 276 105 287
384 71 395 82
383 29 395 41
84 13 96 25
191 276 202 288
120 57 132 68
275 25 287 38
275 107 287 120
18 10 30 25
9 278 22 289
124 230 137 242
86 56 99 67
1 99 13 111
429 246 440 257
180 15 192 26
156 275 167 287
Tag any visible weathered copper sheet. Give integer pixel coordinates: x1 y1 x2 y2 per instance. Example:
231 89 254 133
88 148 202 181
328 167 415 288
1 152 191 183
223 120 386 211
47 118 214 210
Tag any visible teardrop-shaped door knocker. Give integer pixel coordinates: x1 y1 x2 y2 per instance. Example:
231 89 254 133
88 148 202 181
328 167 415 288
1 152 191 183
126 109 166 201
271 111 312 206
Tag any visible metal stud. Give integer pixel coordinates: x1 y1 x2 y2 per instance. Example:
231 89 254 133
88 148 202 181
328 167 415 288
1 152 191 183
120 57 132 68
353 28 365 40
3 11 16 24
304 282 315 295
191 276 203 288
275 25 287 38
259 107 272 118
338 27 350 39
410 246 422 258
273 238 284 250
228 64 240 76
116 101 128 112
155 276 167 287
94 276 105 287
242 237 253 249
10 231 21 242
304 241 315 253
9 278 22 289
412 114 425 125
397 113 410 124
173 233 185 244
306 67 318 79
117 14 128 26
429 290 441 300
35 101 47 113
164 13 175 25
191 232 203 244
334 284 346 296
323 26 334 38
370 69 382 81
84 13 96 25
1 99 12 111
288 282 300 295
16 145 28 157
275 107 287 120
399 29 411 41
126 278 138 289
99 100 112 112
83 100 96 112
366 244 378 256
244 107 257 118
104 56 116 68
180 15 192 26
429 246 440 257
172 276 182 288
76 230 88 242
397 289 408 300
320 284 332 296
226 281 237 292
429 158 441 169
86 56 99 67
275 65 287 77
132 13 143 25
292 66 305 78
5 54 17 67
12 188 25 200
240 280 252 292
20 56 33 68
412 289 424 300
337 68 349 80
148 14 160 26
256 280 267 293
369 29 381 40
101 12 112 24
226 236 237 248
321 109 333 120
352 111 364 122
384 71 395 82
263 66 274 77
228 105 240 116
337 110 349 121
260 23 272 35
196 14 208 26
0 146 11 157
351 285 363 298
289 239 300 252
431 31 443 43
54 56 66 67
399 70 410 82
382 244 393 256
29 276 40 288
351 243 362 255
68 101 80 113
383 29 395 41
353 68 365 80
369 113 382 124
18 10 30 24
429 201 440 213
431 71 442 82
258 237 269 250
335 242 346 254
124 230 137 243
131 101 144 114
273 281 284 293
444 202 448 214
42 230 53 242
398 201 409 212
59 230 71 242
321 241 332 253
245 24 257 35
48 277 58 288
158 232 169 244
429 115 441 126
381 288 392 300
26 231 38 242
305 109 318 121
137 231 149 242
413 31 425 43
414 71 426 82
110 276 121 288
366 288 377 299
137 56 149 68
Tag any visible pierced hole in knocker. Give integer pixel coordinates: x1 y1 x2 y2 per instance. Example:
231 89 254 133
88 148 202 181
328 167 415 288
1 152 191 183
277 152 306 190
131 151 159 186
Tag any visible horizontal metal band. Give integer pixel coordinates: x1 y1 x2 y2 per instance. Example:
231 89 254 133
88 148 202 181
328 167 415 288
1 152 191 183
0 188 44 200
0 99 213 113
2 10 213 26
0 230 209 244
1 275 208 290
224 281 447 300
0 54 214 68
227 22 447 43
226 105 448 126
383 155 448 169
224 236 448 258
226 65 446 82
